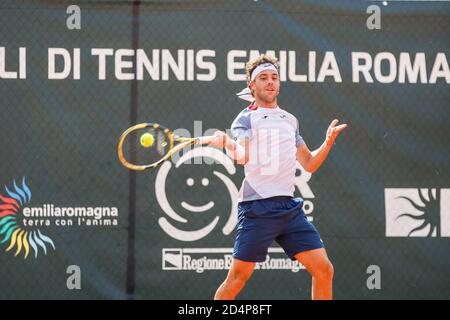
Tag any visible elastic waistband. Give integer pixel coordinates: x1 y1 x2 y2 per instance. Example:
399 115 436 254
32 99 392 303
265 196 293 202
239 195 293 205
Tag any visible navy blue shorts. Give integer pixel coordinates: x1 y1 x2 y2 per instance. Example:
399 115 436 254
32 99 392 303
233 196 324 262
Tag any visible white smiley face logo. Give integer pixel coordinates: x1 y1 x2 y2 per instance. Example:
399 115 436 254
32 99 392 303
181 177 215 212
155 146 238 242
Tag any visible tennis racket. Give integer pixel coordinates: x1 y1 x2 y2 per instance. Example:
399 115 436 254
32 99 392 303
117 123 215 171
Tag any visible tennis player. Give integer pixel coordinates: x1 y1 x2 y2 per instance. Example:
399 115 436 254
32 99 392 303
209 54 347 300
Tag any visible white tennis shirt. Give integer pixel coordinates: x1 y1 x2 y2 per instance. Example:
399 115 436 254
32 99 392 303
230 105 305 202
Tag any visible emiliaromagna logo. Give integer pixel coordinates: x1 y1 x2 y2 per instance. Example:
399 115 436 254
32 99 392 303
0 177 119 259
22 205 119 227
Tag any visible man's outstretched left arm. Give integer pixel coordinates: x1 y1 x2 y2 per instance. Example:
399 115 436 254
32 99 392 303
296 119 347 173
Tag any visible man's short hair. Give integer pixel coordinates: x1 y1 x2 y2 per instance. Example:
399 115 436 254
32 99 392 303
246 54 280 84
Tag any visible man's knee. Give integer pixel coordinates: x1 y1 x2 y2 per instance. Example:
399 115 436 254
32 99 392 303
226 270 252 289
313 260 334 280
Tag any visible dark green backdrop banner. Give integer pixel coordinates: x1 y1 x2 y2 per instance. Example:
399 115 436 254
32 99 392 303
0 0 449 299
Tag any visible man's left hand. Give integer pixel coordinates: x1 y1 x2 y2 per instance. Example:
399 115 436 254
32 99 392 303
325 119 347 146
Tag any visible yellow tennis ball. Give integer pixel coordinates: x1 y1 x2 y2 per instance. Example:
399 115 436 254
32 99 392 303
140 133 154 148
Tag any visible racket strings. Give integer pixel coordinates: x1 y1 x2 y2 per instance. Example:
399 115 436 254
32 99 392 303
122 127 171 166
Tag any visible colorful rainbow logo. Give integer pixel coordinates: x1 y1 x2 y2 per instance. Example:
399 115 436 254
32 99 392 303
0 177 55 259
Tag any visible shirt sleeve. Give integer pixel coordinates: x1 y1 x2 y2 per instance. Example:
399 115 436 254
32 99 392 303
295 119 306 147
230 111 252 140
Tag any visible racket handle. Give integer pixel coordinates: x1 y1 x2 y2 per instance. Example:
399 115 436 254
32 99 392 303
195 136 215 145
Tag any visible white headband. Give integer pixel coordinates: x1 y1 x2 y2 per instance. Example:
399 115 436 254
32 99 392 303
236 63 279 102
251 63 278 81
236 87 254 102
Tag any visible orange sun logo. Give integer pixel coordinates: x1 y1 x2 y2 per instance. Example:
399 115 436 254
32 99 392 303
0 177 55 258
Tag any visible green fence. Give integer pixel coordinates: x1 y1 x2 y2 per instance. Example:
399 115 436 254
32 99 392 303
0 0 449 299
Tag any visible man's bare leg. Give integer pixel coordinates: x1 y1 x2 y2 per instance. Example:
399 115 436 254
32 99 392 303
214 258 255 300
295 248 334 300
